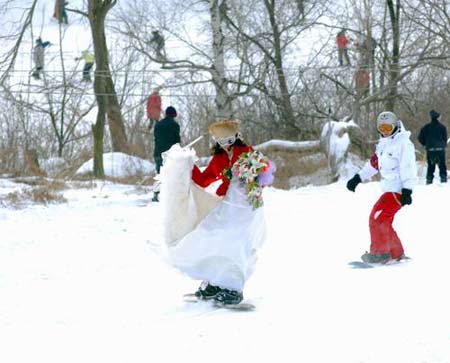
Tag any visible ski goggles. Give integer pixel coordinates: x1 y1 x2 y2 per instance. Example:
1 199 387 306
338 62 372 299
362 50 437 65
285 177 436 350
216 135 237 147
377 123 394 134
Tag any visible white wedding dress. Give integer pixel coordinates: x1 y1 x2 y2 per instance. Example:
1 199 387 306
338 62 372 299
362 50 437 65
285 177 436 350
159 145 267 291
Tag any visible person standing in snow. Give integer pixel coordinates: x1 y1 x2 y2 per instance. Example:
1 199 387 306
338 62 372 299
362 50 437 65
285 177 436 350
152 106 180 202
32 37 51 80
418 110 448 184
165 119 271 305
146 88 162 126
346 111 416 263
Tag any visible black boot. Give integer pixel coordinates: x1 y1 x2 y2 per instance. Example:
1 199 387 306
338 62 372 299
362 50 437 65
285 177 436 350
214 289 243 305
151 191 159 202
194 281 222 300
361 252 391 264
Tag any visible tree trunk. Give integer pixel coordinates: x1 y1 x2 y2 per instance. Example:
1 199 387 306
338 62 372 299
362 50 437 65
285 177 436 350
210 0 233 119
263 0 298 137
92 105 105 178
386 0 400 111
352 95 361 126
91 47 107 179
88 0 130 155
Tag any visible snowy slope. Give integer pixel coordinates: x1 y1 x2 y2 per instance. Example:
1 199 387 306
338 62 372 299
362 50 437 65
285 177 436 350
1 177 450 363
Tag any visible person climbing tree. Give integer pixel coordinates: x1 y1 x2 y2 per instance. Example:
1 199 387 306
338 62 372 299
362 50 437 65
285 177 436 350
53 0 68 25
149 30 166 60
354 68 370 97
32 37 51 80
336 29 351 66
75 50 95 82
355 35 377 68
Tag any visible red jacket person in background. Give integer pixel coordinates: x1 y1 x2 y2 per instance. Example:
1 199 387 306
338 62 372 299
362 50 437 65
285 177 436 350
146 89 162 123
336 29 351 66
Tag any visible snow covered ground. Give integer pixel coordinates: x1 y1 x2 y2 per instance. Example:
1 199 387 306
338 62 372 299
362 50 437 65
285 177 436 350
1 175 450 363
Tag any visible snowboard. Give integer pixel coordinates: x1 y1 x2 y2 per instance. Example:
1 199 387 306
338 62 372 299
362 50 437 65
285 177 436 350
348 261 376 269
348 256 411 269
183 293 255 311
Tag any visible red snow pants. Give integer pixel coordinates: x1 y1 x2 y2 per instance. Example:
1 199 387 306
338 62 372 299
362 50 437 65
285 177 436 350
368 192 404 259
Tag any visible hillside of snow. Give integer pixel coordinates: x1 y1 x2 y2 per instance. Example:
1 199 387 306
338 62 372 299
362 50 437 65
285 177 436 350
1 173 449 363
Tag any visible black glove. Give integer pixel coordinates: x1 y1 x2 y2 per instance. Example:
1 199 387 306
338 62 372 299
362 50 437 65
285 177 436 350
346 174 362 192
400 188 412 206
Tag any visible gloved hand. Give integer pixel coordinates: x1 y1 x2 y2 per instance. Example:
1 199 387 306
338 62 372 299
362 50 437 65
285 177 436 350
346 174 362 192
400 188 412 206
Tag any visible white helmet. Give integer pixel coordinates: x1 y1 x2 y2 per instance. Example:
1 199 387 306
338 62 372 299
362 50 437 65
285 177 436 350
376 111 399 134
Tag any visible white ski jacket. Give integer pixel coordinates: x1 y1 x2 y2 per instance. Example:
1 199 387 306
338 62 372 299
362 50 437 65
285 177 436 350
359 123 417 193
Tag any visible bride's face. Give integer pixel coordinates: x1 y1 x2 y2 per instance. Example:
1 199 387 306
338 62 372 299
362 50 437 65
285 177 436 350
217 135 236 150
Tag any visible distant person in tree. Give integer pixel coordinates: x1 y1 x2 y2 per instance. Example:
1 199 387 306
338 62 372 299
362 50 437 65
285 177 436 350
346 111 416 264
354 34 375 97
75 50 95 82
418 110 448 184
152 106 180 202
354 68 370 96
336 29 351 66
146 88 162 127
355 35 377 68
149 30 166 60
32 37 51 80
53 0 68 25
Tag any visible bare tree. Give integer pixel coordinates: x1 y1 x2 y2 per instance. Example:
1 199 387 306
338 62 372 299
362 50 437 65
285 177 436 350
114 0 265 122
209 0 233 118
385 0 400 111
319 0 446 131
0 0 38 86
85 0 131 177
223 0 327 138
2 23 95 170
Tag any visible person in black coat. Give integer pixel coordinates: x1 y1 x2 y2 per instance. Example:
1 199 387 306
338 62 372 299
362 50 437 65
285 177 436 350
152 106 181 201
418 110 448 184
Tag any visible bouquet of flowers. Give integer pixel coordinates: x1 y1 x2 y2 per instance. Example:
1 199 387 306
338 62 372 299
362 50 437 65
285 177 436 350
229 150 276 209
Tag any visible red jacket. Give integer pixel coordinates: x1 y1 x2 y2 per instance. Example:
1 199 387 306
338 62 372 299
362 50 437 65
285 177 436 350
336 34 350 49
147 92 162 121
192 145 252 196
354 69 369 88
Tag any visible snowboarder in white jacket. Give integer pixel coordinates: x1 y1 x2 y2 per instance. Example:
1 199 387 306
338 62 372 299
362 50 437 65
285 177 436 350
346 111 417 263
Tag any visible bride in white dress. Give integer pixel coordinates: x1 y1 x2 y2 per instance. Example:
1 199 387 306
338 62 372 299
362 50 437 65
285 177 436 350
159 120 268 305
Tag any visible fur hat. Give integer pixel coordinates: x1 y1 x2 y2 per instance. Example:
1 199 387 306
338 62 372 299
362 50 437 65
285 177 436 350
208 119 240 140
